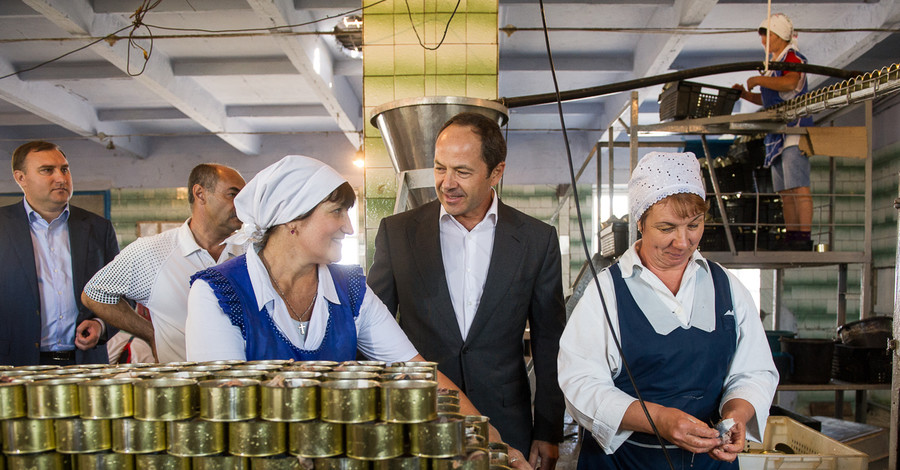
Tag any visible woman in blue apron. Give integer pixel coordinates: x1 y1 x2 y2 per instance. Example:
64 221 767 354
733 13 815 251
184 155 531 469
558 152 779 469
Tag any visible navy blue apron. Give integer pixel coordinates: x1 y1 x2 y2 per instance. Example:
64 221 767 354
577 262 738 469
191 255 362 361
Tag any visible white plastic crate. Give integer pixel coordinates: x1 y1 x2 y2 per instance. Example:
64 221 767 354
739 416 868 470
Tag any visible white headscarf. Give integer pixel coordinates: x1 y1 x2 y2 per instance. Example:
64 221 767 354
628 152 705 223
228 155 347 245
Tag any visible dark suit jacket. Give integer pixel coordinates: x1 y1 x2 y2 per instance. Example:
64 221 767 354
368 199 566 453
0 200 119 366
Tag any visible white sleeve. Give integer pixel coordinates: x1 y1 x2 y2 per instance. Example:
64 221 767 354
557 269 637 454
185 279 247 362
719 268 779 443
354 285 418 363
83 237 164 305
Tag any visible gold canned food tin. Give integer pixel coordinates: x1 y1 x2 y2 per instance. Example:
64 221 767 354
111 418 167 453
79 378 134 419
383 366 434 377
398 361 438 377
54 418 111 453
229 419 286 457
332 365 383 374
155 371 213 381
265 370 322 381
2 418 55 454
249 454 305 470
167 362 198 368
380 380 437 423
260 378 318 422
0 382 26 420
379 372 432 381
321 371 378 382
199 360 244 366
198 378 259 422
319 379 378 423
432 450 490 470
409 417 465 458
464 415 490 442
5 451 65 470
288 420 342 458
135 453 191 470
134 378 198 421
315 457 369 470
26 377 81 418
76 451 135 469
166 418 225 457
345 421 403 460
490 451 509 466
183 365 231 374
342 360 386 369
192 455 249 470
12 365 59 372
373 456 429 470
291 361 337 369
232 364 283 372
246 359 293 366
211 369 267 380
436 402 460 414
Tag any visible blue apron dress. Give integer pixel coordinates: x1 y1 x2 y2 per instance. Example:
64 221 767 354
191 255 363 361
577 261 738 470
761 48 814 168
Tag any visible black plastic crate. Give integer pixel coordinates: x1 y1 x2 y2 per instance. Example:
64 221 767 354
659 81 741 121
832 344 891 383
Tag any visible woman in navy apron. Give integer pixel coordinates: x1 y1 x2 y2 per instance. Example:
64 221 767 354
558 152 778 469
184 155 532 469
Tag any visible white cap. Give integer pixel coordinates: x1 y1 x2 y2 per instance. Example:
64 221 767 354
759 13 794 42
628 152 705 223
229 155 347 245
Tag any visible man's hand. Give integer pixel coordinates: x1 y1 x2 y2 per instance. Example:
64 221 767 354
528 440 559 470
74 319 102 350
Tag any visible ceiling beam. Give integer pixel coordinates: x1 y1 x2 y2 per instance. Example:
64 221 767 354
245 0 362 148
803 0 900 87
0 57 149 157
97 108 188 121
596 0 718 152
226 104 330 117
23 0 262 155
501 54 633 72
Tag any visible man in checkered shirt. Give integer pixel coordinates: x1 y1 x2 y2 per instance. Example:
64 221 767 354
82 164 245 363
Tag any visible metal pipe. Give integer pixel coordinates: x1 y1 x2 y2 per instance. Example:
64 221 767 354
498 62 859 109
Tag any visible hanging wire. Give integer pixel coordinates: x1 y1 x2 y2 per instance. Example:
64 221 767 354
404 0 462 50
536 0 676 468
0 0 389 81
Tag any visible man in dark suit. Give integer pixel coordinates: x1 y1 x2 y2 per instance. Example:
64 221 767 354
368 113 566 470
0 141 119 366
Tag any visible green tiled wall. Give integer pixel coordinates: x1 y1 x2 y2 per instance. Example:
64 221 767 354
109 188 190 247
362 0 498 269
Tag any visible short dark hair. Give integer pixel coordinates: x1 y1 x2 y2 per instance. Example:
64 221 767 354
437 112 506 173
259 182 356 248
188 164 223 206
12 141 65 173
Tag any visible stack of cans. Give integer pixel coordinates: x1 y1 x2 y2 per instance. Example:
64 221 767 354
0 361 509 469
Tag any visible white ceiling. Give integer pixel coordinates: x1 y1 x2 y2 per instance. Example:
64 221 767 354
0 0 897 189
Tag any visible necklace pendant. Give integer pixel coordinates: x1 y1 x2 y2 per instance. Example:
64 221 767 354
298 322 307 335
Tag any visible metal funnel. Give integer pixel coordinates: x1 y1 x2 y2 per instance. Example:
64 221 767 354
370 96 509 210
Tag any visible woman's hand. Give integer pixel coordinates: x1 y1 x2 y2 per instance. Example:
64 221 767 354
709 419 746 462
653 407 722 454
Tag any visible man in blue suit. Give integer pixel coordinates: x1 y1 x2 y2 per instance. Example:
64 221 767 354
0 141 119 366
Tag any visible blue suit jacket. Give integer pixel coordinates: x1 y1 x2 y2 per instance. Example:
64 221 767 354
0 200 119 366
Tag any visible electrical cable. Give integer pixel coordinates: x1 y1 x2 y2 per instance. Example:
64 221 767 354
404 0 462 51
499 61 859 109
536 1 675 468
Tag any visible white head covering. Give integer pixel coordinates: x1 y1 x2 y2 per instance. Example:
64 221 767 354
760 13 796 43
229 155 347 245
628 152 705 223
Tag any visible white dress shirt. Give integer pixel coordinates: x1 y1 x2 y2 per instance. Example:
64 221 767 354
557 242 778 454
25 199 78 352
185 247 418 363
439 190 498 339
84 220 244 363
